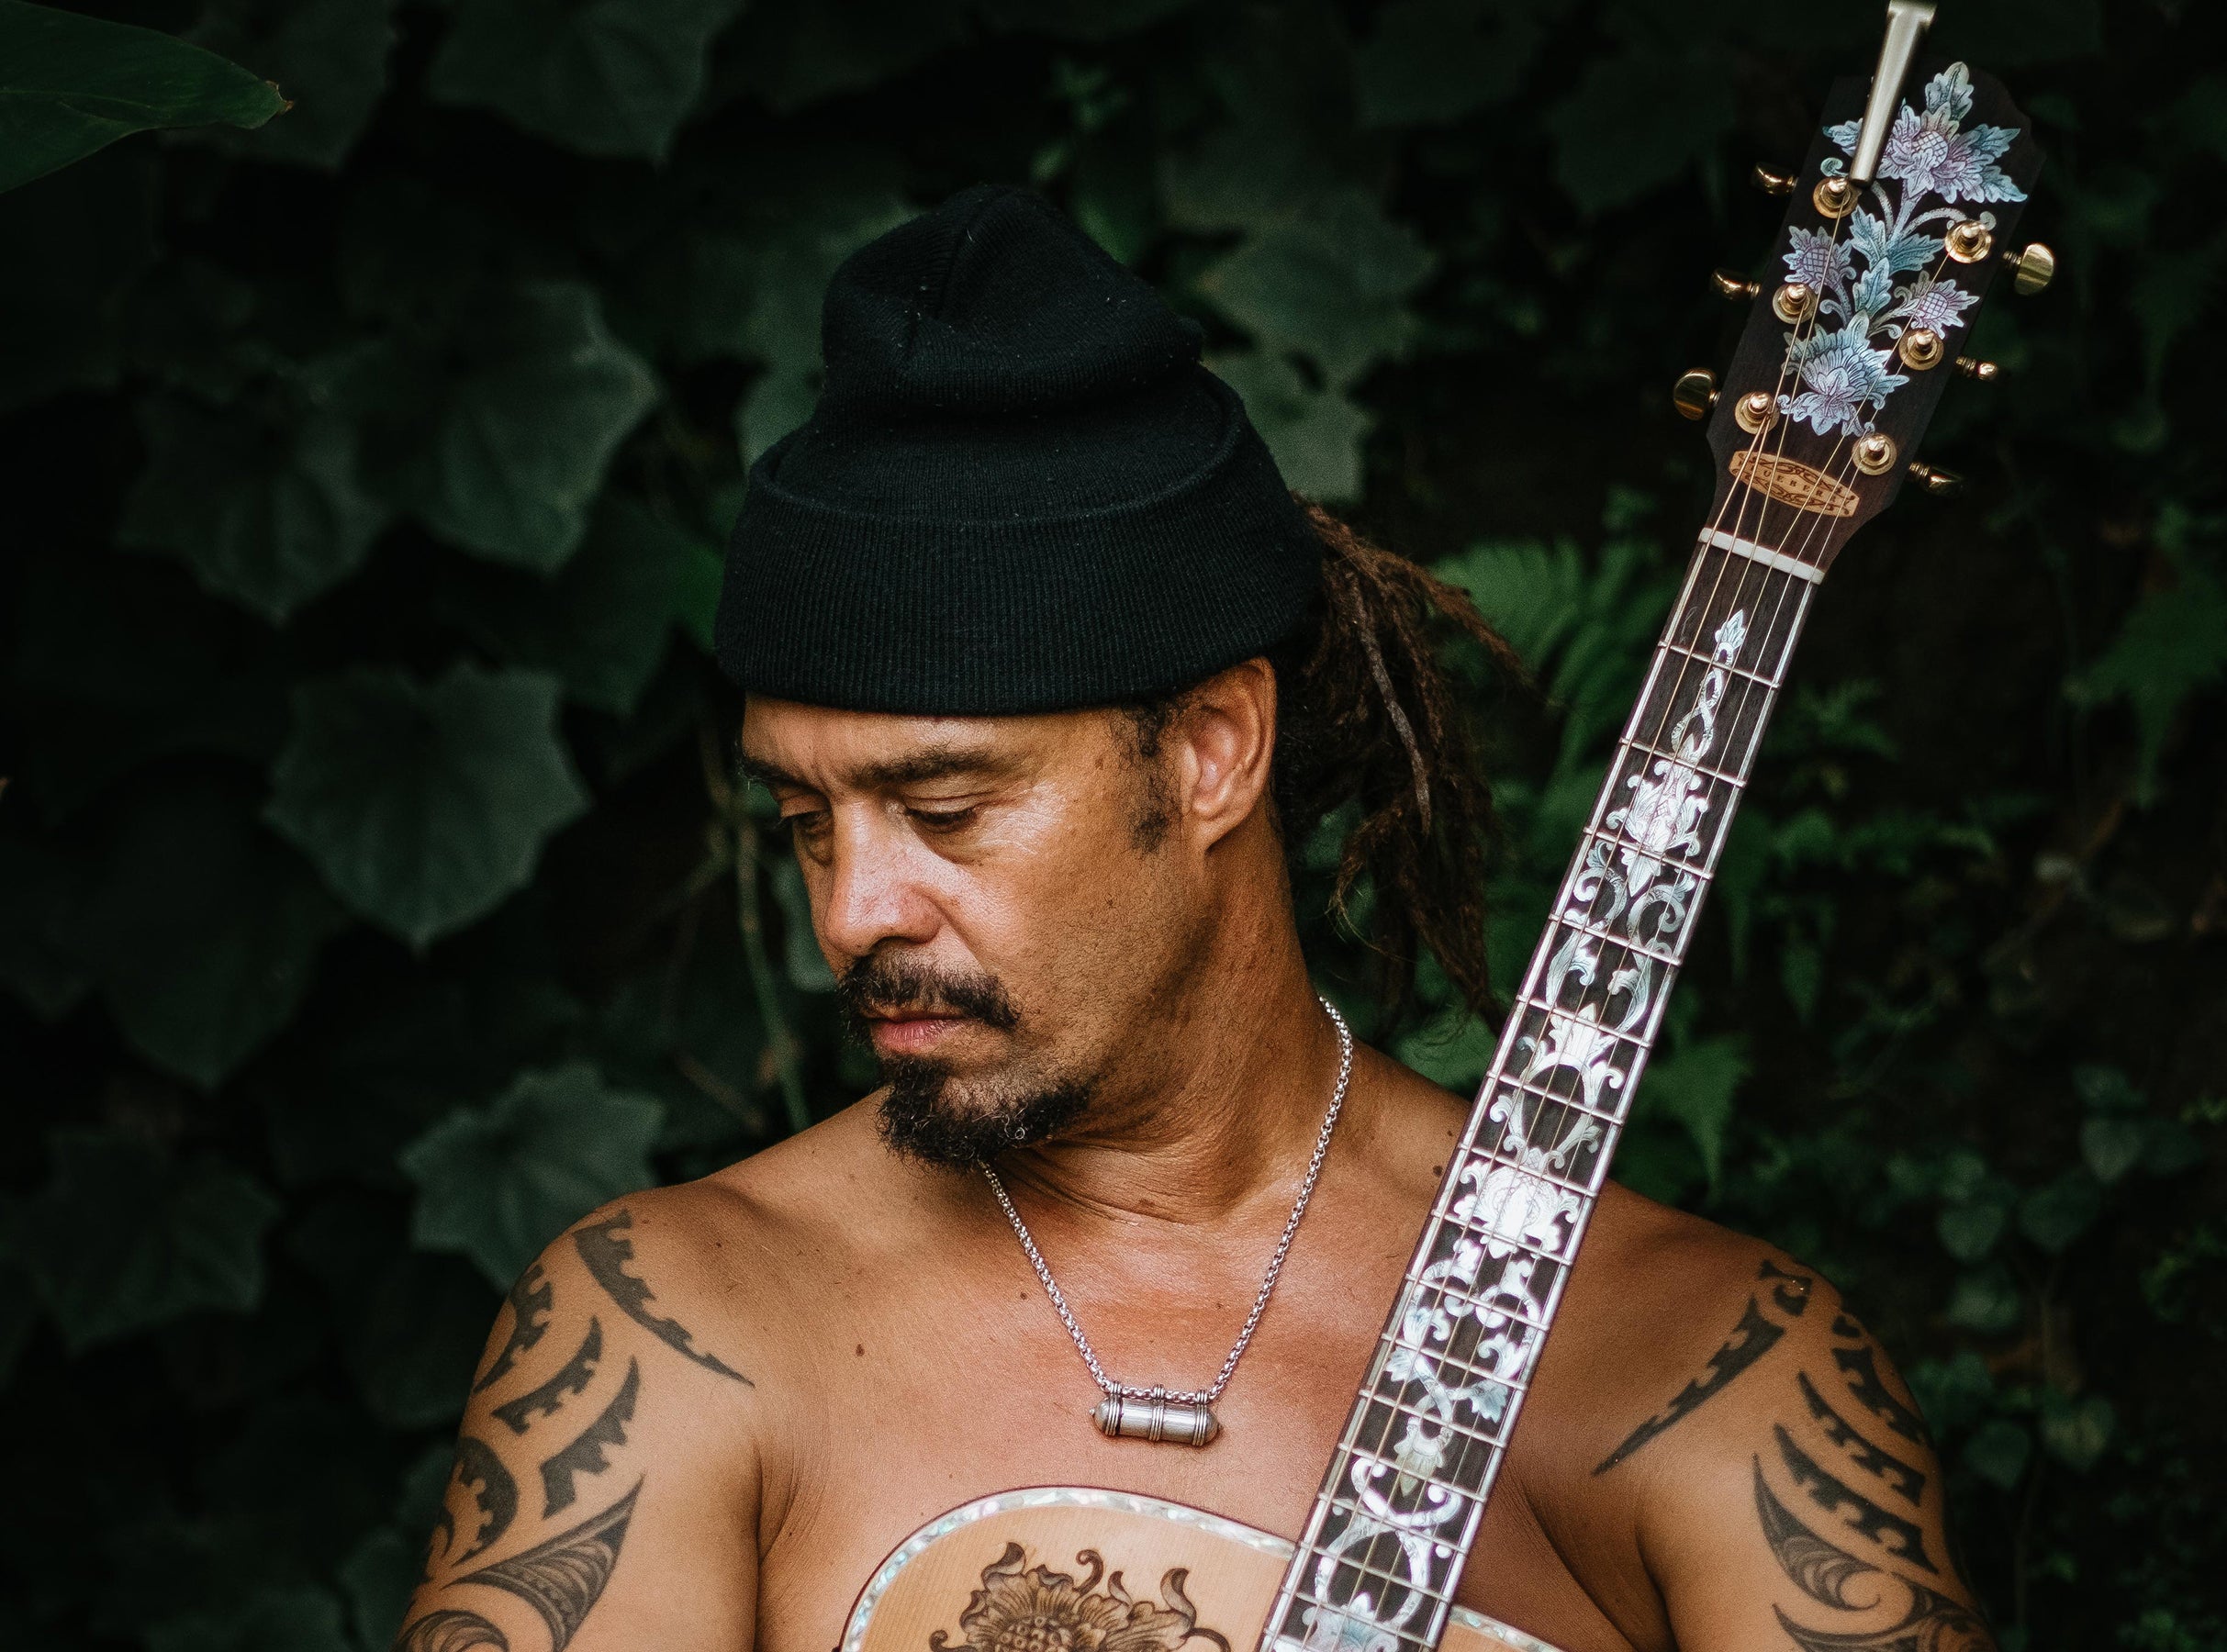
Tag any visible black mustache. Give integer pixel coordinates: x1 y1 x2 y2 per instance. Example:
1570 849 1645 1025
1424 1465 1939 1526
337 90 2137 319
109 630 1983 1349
836 954 1019 1032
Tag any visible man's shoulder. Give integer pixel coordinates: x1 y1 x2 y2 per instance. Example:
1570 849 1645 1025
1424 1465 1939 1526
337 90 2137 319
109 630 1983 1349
1522 1185 1846 1492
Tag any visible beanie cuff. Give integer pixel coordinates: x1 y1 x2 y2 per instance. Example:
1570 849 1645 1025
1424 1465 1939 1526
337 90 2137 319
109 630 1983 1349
715 373 1321 716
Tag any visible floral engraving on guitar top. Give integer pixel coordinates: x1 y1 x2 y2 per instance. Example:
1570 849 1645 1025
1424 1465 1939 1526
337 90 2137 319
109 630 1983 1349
931 1543 1232 1652
1780 63 2027 437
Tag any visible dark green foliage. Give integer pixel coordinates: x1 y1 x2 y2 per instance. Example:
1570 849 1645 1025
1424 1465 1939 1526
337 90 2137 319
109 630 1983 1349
0 0 285 191
1 3 2222 1649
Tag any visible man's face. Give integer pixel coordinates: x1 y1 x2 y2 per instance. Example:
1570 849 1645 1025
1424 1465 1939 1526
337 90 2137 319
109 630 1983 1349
740 696 1210 1166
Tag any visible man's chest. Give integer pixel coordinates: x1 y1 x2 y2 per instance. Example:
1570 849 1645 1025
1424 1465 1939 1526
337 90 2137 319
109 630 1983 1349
745 1244 1633 1652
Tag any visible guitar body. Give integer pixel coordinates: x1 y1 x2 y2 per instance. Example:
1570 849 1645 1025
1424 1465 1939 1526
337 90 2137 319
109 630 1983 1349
843 1489 1559 1652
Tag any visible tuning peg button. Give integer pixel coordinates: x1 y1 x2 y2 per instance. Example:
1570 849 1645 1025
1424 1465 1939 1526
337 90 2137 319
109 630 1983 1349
1953 356 2000 382
1908 462 1964 496
1673 369 1719 420
2005 241 2054 295
1712 268 1760 300
1751 163 1796 197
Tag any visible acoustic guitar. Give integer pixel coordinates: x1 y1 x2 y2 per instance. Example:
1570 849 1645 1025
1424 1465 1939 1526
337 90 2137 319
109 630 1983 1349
846 9 2048 1651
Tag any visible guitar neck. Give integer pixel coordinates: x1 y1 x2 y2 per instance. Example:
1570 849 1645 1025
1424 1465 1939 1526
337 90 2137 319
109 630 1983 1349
1261 527 1820 1652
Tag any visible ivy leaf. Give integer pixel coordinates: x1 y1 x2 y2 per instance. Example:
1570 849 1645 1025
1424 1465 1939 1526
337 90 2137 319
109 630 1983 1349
399 1063 665 1289
2065 517 2227 803
2019 1171 2104 1255
187 0 395 169
0 0 287 194
1937 1199 2009 1262
118 392 390 624
147 1584 353 1652
427 0 746 162
442 496 701 717
1961 1417 2031 1489
266 664 589 948
1353 0 1554 128
2079 1116 2149 1185
2039 1391 2116 1472
74 784 347 1088
371 282 659 573
1545 39 1735 213
1207 351 1371 502
10 1129 281 1352
1640 1034 1748 1196
1393 1005 1499 1090
1198 191 1436 388
1944 1265 2023 1334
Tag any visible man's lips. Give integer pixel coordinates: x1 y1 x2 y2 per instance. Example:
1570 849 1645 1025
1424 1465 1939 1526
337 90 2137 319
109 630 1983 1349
864 1010 971 1055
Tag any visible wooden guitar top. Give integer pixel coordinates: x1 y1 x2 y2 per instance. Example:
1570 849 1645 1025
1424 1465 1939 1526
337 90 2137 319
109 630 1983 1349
843 1488 1562 1652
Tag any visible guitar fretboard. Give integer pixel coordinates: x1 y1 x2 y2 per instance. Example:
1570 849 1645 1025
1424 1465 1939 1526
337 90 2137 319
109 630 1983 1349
1263 531 1818 1652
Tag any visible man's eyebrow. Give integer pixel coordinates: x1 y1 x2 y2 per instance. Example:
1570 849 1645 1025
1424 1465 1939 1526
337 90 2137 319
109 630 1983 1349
734 745 1020 793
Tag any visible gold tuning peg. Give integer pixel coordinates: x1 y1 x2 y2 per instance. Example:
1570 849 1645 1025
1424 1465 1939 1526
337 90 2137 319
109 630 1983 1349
1673 368 1720 420
1711 268 1760 300
1908 462 1964 496
1953 356 1999 382
1751 163 1796 197
2004 241 2055 296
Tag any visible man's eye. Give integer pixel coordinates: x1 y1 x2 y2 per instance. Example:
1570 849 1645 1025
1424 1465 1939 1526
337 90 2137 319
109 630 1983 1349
907 805 980 832
781 809 831 837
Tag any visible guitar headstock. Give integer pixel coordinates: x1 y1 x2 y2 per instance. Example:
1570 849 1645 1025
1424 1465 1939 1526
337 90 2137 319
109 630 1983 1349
1677 54 2048 577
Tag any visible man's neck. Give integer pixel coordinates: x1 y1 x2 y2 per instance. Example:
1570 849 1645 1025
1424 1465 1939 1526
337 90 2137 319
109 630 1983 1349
989 897 1347 1237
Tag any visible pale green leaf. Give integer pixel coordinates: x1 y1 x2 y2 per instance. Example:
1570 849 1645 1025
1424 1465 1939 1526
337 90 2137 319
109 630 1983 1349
11 1129 281 1351
118 393 390 623
1545 42 1735 213
2039 1391 2115 1472
1962 1417 2031 1489
1198 191 1436 388
2019 1171 2104 1254
0 0 286 194
1641 1034 1748 1195
400 1062 665 1288
428 0 745 161
2080 1116 2149 1185
2065 522 2227 804
265 664 589 948
1207 350 1371 501
384 282 659 573
74 783 347 1088
442 495 700 716
1938 1200 2008 1262
1945 1265 2023 1334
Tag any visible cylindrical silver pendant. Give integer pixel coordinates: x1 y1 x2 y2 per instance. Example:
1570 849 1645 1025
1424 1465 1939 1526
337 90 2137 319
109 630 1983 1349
1092 1392 1220 1446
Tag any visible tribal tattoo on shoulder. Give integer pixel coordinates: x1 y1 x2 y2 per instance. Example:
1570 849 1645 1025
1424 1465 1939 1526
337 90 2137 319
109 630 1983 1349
1595 1259 1814 1474
474 1264 554 1395
394 1481 642 1652
492 1320 603 1436
573 1209 752 1385
1753 1460 1989 1652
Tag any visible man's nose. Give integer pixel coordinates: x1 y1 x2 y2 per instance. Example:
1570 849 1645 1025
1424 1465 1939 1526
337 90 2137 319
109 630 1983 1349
814 820 940 962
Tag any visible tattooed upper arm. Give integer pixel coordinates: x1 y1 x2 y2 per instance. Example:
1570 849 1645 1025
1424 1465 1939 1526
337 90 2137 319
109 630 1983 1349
393 1195 764 1652
1604 1256 1992 1652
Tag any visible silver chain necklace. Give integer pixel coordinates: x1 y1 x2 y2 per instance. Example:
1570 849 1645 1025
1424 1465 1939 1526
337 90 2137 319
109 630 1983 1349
980 995 1354 1448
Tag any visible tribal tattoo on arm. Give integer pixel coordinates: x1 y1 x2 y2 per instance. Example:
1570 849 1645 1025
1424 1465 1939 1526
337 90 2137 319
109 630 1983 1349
573 1209 753 1385
474 1265 554 1394
395 1482 642 1652
1595 1259 1815 1474
1753 1462 1988 1652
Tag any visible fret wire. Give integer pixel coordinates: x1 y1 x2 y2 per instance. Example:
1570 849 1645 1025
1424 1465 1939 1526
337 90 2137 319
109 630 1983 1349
1610 727 1752 790
1268 522 1826 1642
1301 1506 1463 1602
1292 1546 1457 1623
1653 636 1784 691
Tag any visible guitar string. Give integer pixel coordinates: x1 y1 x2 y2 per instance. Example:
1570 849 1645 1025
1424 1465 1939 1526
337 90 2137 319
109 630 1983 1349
1286 197 1864 1626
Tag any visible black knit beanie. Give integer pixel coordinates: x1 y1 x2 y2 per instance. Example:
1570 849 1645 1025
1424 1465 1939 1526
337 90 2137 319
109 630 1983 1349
713 185 1322 716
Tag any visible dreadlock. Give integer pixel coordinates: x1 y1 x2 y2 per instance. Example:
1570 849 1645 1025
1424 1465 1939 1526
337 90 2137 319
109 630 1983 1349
1126 500 1527 1028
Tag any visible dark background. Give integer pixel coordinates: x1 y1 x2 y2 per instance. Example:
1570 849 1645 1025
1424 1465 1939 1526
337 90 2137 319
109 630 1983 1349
3 0 2222 1646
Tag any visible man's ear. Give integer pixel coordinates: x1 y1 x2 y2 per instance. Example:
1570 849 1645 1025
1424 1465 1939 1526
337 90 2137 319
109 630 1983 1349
1175 658 1277 849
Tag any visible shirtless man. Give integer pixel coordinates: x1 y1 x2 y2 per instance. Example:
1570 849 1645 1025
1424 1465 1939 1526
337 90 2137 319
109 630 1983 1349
396 188 1991 1652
